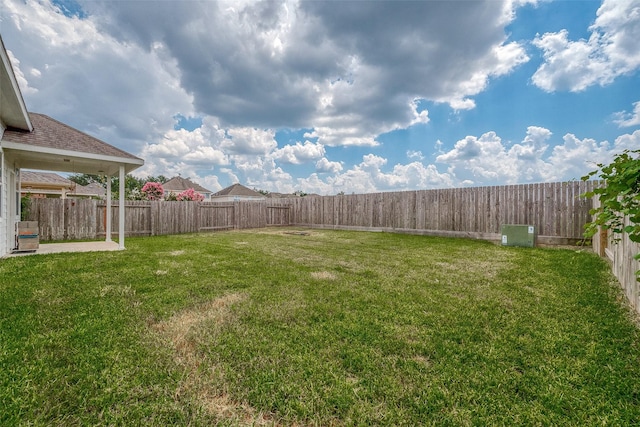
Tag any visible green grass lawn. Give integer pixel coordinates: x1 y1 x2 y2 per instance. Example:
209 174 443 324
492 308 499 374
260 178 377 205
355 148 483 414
1 229 639 426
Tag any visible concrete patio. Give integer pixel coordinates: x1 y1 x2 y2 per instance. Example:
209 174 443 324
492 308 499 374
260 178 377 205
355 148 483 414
6 241 121 257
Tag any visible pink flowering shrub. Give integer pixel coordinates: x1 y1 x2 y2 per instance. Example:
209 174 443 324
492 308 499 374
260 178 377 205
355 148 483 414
141 181 165 201
176 188 204 202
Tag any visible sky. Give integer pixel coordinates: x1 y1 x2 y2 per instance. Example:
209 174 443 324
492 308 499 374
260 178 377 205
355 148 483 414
1 0 639 195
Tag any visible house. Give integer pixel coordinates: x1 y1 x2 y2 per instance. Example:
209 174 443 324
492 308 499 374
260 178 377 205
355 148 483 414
0 35 143 256
70 182 106 199
163 176 213 200
20 171 74 198
19 171 106 199
212 183 265 202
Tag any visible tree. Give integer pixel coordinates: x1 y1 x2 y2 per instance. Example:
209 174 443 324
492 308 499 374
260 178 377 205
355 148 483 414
582 148 640 279
68 173 103 187
68 173 168 200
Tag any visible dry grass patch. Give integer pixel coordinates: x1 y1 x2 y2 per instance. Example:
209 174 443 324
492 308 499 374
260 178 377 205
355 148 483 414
153 293 246 366
151 293 279 424
311 271 338 281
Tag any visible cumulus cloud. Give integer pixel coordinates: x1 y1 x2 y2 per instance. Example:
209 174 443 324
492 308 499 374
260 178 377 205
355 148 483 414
532 0 640 92
29 0 530 141
273 141 325 164
5 0 631 196
222 127 278 155
1 0 194 154
613 100 640 127
7 50 38 95
315 158 343 174
407 150 425 161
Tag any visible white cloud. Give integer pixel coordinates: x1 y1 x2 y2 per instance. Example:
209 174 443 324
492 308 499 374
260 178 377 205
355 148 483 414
544 134 610 180
7 50 38 95
273 141 325 164
15 0 531 147
511 126 552 160
315 158 343 174
223 127 278 155
407 150 425 161
5 0 631 197
611 129 640 151
297 154 454 195
1 0 194 155
436 132 517 184
613 100 640 127
532 0 640 92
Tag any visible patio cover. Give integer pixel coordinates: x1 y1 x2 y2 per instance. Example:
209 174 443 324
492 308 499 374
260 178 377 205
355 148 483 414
2 113 144 249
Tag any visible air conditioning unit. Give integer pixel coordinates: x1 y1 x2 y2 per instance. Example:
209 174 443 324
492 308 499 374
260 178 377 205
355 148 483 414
501 224 535 248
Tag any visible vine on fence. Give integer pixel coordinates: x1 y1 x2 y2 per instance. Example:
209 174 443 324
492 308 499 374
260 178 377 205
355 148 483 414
582 148 640 279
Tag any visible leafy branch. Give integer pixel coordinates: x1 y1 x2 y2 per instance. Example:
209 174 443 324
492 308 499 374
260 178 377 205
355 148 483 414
582 149 640 279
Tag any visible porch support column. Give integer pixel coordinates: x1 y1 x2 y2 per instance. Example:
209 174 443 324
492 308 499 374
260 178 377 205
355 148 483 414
105 174 112 242
118 165 125 250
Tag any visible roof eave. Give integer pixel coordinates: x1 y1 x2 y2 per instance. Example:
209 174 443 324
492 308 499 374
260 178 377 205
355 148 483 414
0 36 32 131
2 140 144 175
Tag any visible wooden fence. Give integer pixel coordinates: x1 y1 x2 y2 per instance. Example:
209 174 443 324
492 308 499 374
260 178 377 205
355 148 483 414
591 197 640 313
27 180 596 244
284 180 597 245
26 199 290 240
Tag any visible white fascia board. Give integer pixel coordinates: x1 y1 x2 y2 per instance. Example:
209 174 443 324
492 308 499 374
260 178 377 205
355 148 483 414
1 140 144 167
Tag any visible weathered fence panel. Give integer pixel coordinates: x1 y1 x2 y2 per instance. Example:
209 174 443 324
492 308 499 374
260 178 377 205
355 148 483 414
198 204 235 231
591 196 640 313
27 181 597 245
280 181 596 244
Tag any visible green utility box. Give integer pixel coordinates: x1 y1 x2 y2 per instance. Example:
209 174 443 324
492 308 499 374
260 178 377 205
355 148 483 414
501 224 535 247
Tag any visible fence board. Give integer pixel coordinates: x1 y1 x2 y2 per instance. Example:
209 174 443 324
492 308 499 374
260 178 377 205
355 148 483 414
27 181 596 245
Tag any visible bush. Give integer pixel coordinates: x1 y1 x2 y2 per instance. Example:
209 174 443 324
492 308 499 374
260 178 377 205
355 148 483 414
582 148 640 279
176 188 204 202
141 182 165 201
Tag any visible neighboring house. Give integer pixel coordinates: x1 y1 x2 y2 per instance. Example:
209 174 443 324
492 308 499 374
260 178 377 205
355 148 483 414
70 182 106 199
212 183 266 202
163 176 213 200
0 35 143 256
19 171 106 199
20 171 74 198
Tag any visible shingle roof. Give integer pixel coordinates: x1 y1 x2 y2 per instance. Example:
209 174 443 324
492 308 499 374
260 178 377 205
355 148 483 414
20 171 74 187
214 183 264 197
70 182 106 197
163 176 212 194
2 112 141 161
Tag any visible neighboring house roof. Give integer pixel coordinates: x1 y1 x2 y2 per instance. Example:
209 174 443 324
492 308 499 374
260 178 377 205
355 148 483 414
21 171 74 189
163 176 213 194
214 183 264 198
70 182 106 198
19 171 106 198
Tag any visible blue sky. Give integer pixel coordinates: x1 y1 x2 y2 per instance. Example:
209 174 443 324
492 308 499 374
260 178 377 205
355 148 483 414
2 0 639 194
